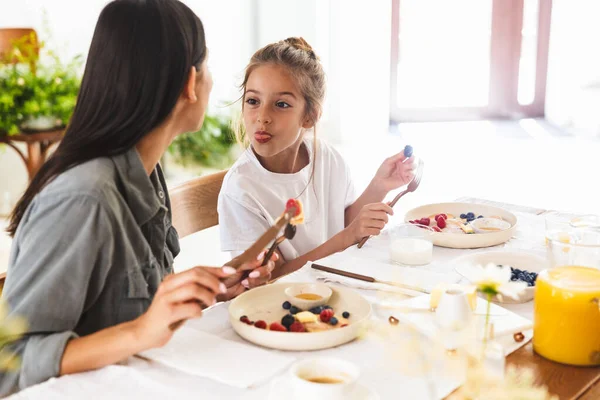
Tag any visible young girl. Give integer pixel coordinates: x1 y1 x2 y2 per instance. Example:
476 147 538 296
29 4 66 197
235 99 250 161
218 37 414 281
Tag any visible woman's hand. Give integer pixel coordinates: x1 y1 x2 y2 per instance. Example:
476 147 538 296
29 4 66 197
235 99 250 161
220 251 279 300
132 266 234 349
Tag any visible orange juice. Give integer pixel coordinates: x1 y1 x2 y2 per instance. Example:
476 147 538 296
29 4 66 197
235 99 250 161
533 266 600 366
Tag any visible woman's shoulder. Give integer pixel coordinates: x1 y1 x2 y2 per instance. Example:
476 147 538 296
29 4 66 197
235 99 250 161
43 158 117 199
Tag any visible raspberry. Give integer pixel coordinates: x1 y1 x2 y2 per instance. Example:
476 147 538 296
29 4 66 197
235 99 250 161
289 322 306 332
254 320 267 329
437 218 446 229
320 309 334 322
286 199 300 216
239 315 249 323
435 214 447 221
432 226 441 232
419 218 430 226
269 322 287 332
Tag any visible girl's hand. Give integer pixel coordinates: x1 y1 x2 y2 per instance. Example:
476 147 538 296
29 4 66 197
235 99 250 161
371 151 416 195
132 266 234 349
342 203 393 247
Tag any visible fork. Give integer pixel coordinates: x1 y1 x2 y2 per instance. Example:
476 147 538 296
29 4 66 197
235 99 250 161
357 159 424 249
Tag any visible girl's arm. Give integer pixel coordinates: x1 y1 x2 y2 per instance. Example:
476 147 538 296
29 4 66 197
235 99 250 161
345 151 415 226
271 202 393 278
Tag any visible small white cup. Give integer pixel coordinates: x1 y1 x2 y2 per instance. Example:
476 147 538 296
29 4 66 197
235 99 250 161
289 357 359 400
435 289 473 350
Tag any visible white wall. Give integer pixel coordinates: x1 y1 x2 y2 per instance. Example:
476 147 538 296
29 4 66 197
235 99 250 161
545 0 600 137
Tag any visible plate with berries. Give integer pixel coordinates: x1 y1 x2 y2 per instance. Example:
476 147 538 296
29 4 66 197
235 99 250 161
405 202 517 249
452 250 547 303
228 283 371 351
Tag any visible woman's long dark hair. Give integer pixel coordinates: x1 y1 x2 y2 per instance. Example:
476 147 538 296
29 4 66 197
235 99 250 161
7 0 207 237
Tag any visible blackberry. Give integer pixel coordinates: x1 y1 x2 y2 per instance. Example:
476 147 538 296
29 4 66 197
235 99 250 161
281 314 295 328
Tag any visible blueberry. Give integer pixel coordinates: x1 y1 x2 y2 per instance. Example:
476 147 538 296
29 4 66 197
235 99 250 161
281 314 295 328
478 215 484 219
289 306 301 315
322 305 333 310
403 145 413 158
282 301 291 310
342 311 350 318
466 212 475 219
460 214 467 219
309 306 324 314
329 317 338 326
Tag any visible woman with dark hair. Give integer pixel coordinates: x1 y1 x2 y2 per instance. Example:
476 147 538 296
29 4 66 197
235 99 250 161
0 0 274 394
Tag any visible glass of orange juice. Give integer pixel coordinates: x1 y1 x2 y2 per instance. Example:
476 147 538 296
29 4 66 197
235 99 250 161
534 229 600 366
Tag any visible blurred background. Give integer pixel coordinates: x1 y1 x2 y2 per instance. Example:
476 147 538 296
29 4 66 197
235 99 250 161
1 0 599 267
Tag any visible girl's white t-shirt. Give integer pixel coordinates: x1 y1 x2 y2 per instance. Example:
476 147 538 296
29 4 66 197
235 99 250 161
218 138 356 260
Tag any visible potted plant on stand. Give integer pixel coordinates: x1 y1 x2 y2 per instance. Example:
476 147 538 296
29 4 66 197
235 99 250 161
0 31 82 136
166 111 239 181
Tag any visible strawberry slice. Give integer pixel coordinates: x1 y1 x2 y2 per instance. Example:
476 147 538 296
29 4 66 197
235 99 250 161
286 199 300 216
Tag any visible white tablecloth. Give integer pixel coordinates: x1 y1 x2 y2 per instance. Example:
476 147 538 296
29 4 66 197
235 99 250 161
9 205 554 400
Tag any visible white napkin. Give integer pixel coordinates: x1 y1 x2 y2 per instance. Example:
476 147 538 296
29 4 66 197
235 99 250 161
8 366 173 400
393 295 533 356
139 327 295 389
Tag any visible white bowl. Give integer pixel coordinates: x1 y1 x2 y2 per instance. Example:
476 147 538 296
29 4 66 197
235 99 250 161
452 250 547 303
405 202 517 249
229 283 371 351
284 283 332 309
469 217 512 234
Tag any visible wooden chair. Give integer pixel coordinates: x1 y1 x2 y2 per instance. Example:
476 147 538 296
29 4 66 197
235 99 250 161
170 170 227 238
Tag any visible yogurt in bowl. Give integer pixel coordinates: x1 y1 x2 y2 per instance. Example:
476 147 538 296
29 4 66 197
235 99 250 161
469 217 511 234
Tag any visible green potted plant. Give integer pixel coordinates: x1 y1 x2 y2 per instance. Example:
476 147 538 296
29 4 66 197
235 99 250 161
167 111 238 170
0 31 82 135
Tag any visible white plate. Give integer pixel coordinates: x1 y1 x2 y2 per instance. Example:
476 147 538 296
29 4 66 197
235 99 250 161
452 250 547 303
229 283 372 351
405 202 517 249
269 376 379 400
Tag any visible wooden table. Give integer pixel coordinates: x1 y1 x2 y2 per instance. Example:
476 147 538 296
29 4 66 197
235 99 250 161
0 129 63 180
506 342 600 399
